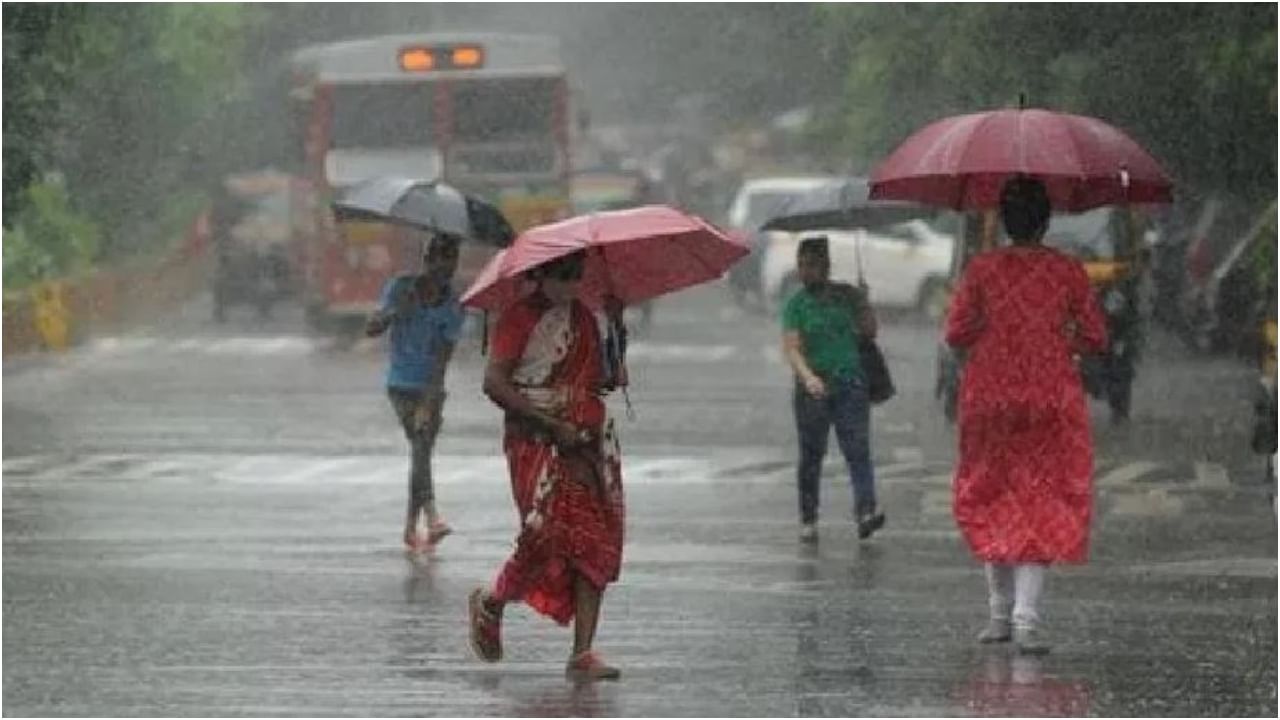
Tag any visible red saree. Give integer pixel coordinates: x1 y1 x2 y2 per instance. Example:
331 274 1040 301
488 296 625 625
945 246 1107 564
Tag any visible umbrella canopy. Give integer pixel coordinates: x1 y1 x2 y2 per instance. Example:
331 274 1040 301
761 176 936 232
461 205 748 312
331 177 515 247
868 108 1173 211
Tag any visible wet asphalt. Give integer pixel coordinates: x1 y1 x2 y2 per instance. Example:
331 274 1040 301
3 283 1275 716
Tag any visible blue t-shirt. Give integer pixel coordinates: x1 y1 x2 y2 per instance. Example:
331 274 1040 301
378 275 466 391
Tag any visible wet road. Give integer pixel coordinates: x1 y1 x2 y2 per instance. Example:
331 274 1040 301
4 283 1276 716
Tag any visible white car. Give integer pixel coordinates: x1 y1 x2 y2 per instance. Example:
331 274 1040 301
761 219 955 318
726 176 841 230
724 175 841 309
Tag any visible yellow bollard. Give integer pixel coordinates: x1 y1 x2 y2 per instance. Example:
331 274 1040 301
32 280 71 351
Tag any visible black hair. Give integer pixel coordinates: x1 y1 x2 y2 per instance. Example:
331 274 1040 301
424 232 461 258
797 235 830 262
1000 176 1051 244
529 249 587 279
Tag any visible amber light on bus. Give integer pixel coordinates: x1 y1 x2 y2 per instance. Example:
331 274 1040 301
450 45 484 68
399 48 436 72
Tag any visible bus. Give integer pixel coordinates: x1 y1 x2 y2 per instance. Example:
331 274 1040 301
286 32 574 332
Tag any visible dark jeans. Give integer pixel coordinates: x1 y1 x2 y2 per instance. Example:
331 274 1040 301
388 388 445 523
793 375 876 524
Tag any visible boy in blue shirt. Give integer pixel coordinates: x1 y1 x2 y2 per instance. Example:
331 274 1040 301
366 233 466 553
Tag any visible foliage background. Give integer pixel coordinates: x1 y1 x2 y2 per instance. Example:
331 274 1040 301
3 3 1274 287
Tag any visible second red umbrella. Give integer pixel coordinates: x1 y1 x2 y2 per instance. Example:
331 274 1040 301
868 107 1173 211
461 205 749 312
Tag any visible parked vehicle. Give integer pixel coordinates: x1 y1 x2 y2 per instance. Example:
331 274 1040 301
1047 209 1147 421
760 218 955 316
1179 201 1276 357
211 172 299 322
724 175 838 311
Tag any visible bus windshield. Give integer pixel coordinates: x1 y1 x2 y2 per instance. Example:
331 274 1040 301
329 83 434 148
452 78 557 143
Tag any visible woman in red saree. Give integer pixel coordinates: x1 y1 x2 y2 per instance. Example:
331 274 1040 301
945 177 1107 656
468 250 626 681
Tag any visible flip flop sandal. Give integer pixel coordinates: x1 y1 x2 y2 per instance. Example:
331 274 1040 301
426 520 453 546
468 588 503 662
566 650 621 681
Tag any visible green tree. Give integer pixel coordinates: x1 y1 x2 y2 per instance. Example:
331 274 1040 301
819 4 1277 201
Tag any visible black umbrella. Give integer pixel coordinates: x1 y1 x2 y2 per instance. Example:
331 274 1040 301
331 177 515 247
761 177 934 233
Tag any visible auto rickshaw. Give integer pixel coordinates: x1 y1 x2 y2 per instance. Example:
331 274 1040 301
935 206 1148 423
211 172 296 322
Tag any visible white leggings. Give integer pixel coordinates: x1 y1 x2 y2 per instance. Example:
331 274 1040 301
985 563 1046 630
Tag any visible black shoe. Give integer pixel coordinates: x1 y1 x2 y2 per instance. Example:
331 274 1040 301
856 511 885 539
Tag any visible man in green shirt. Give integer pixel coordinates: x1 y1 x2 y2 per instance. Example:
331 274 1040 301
782 236 884 543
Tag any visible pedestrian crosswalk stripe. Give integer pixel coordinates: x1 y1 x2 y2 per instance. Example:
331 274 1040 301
89 336 323 357
80 335 754 364
3 450 1234 495
626 343 737 362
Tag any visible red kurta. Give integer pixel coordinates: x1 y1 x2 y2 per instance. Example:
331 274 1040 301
945 246 1107 564
488 296 625 625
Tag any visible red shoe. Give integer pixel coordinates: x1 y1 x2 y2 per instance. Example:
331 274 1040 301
426 520 453 547
566 650 621 681
403 527 426 554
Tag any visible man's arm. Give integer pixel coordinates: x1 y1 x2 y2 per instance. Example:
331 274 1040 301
365 311 392 337
367 278 413 337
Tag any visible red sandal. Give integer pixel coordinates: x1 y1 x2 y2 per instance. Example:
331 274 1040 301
426 520 453 547
566 650 621 681
468 588 503 662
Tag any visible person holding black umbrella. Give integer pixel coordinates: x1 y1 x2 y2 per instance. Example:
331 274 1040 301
782 235 885 543
365 233 465 554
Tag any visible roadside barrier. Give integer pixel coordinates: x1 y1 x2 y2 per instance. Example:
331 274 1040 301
3 213 211 358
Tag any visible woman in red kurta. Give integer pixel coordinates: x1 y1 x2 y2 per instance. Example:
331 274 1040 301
468 250 626 681
945 177 1107 655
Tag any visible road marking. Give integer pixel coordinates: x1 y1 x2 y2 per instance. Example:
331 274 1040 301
1192 461 1232 489
892 446 925 465
1109 488 1186 517
920 488 952 516
1095 460 1163 487
84 336 753 364
0 451 1239 508
88 336 324 357
1129 557 1276 579
761 345 785 366
626 343 737 362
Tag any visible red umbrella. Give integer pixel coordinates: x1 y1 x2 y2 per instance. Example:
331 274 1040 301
869 108 1173 211
460 205 748 312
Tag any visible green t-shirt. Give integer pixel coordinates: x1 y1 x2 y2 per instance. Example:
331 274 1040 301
782 284 863 381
